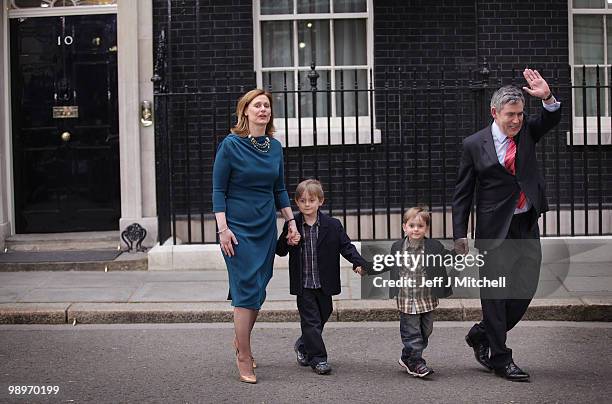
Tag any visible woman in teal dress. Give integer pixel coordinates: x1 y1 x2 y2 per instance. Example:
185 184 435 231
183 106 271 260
212 89 300 384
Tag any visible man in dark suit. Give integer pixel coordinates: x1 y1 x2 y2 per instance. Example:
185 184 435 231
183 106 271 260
452 69 561 381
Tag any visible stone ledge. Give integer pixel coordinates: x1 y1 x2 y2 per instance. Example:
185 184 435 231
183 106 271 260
147 243 359 271
0 257 147 272
579 297 612 321
0 303 69 324
1 299 611 324
68 302 234 324
335 299 399 321
256 301 301 322
523 298 585 321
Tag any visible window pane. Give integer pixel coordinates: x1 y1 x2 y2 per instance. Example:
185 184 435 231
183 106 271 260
297 0 330 13
260 0 293 15
334 19 367 65
262 21 294 67
298 70 329 117
334 0 366 12
574 67 606 116
335 69 368 116
262 71 296 119
573 15 604 64
11 0 116 7
572 0 605 8
76 0 117 4
298 20 330 66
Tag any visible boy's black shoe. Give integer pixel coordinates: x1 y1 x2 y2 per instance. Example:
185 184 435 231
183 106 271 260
313 361 332 375
494 361 530 382
293 341 309 367
465 335 493 370
398 358 434 378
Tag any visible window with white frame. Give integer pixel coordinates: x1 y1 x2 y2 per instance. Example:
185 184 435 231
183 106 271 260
9 0 116 8
569 0 612 144
253 0 380 147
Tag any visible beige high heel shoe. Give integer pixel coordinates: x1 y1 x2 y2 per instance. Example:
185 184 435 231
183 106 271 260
233 341 257 384
236 357 257 384
234 337 257 368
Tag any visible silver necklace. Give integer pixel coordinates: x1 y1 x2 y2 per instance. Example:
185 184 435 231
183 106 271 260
247 134 271 153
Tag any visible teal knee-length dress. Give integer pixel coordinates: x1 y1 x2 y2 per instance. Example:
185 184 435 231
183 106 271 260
212 133 291 310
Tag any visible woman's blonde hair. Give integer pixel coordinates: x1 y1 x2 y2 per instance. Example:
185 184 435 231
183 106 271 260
231 89 275 136
402 206 431 227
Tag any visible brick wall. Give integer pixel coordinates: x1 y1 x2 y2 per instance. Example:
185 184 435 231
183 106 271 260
152 0 256 223
373 0 611 215
152 0 611 240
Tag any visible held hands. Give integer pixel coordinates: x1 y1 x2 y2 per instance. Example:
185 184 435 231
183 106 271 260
353 266 366 277
454 238 469 256
522 68 551 101
287 222 301 246
219 228 238 256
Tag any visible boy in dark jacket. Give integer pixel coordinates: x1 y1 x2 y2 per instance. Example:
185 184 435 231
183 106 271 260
276 179 367 375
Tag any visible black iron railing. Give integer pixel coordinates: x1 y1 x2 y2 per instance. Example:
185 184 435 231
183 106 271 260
153 30 611 244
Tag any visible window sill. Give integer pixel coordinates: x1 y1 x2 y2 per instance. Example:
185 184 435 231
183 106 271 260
273 117 382 147
568 118 612 145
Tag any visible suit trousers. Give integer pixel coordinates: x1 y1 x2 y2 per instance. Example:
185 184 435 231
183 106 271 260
296 288 333 366
467 209 542 369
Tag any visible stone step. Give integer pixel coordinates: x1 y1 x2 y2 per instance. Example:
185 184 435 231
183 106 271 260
5 231 121 252
0 251 147 272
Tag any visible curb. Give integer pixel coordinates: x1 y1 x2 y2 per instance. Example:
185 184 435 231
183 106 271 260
0 303 70 324
1 298 611 324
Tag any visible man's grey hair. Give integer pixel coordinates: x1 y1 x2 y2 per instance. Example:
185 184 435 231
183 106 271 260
490 85 525 111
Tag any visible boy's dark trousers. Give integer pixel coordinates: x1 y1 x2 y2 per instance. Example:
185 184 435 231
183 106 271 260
296 288 333 367
400 311 434 365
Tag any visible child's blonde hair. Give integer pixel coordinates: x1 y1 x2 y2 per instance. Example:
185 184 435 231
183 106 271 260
402 206 431 227
295 179 324 201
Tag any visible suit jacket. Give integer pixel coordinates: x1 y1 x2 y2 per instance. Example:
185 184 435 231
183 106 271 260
452 105 561 250
371 237 452 299
276 211 367 296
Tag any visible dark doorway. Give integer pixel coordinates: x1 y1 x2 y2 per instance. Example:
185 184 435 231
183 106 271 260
10 14 120 233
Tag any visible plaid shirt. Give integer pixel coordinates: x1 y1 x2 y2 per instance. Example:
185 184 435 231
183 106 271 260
301 213 321 289
396 238 439 314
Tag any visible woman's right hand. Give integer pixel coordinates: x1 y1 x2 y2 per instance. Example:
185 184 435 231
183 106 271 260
220 228 238 256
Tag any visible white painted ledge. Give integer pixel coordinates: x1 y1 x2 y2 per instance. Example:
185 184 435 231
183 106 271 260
148 242 362 271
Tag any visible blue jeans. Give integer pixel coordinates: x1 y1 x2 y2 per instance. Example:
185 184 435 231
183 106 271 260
399 311 434 365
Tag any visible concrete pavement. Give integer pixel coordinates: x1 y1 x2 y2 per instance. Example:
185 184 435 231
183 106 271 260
0 260 611 324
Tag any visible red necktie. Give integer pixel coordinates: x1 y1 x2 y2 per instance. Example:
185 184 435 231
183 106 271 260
504 137 526 209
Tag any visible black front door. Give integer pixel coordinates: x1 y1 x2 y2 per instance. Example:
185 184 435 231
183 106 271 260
10 14 120 233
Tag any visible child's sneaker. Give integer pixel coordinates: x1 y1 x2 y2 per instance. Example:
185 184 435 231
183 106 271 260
313 361 332 375
398 358 434 378
293 341 309 367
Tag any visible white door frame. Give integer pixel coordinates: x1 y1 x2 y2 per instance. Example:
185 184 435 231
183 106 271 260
1 3 13 244
0 0 156 245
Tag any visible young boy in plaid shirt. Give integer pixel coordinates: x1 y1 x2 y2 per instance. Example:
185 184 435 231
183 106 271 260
380 207 451 378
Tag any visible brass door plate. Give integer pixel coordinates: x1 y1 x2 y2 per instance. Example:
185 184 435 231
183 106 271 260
53 106 79 119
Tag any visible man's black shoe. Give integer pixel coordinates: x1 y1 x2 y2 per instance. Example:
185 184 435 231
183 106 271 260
494 361 530 381
293 341 309 367
465 335 493 371
313 361 332 375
